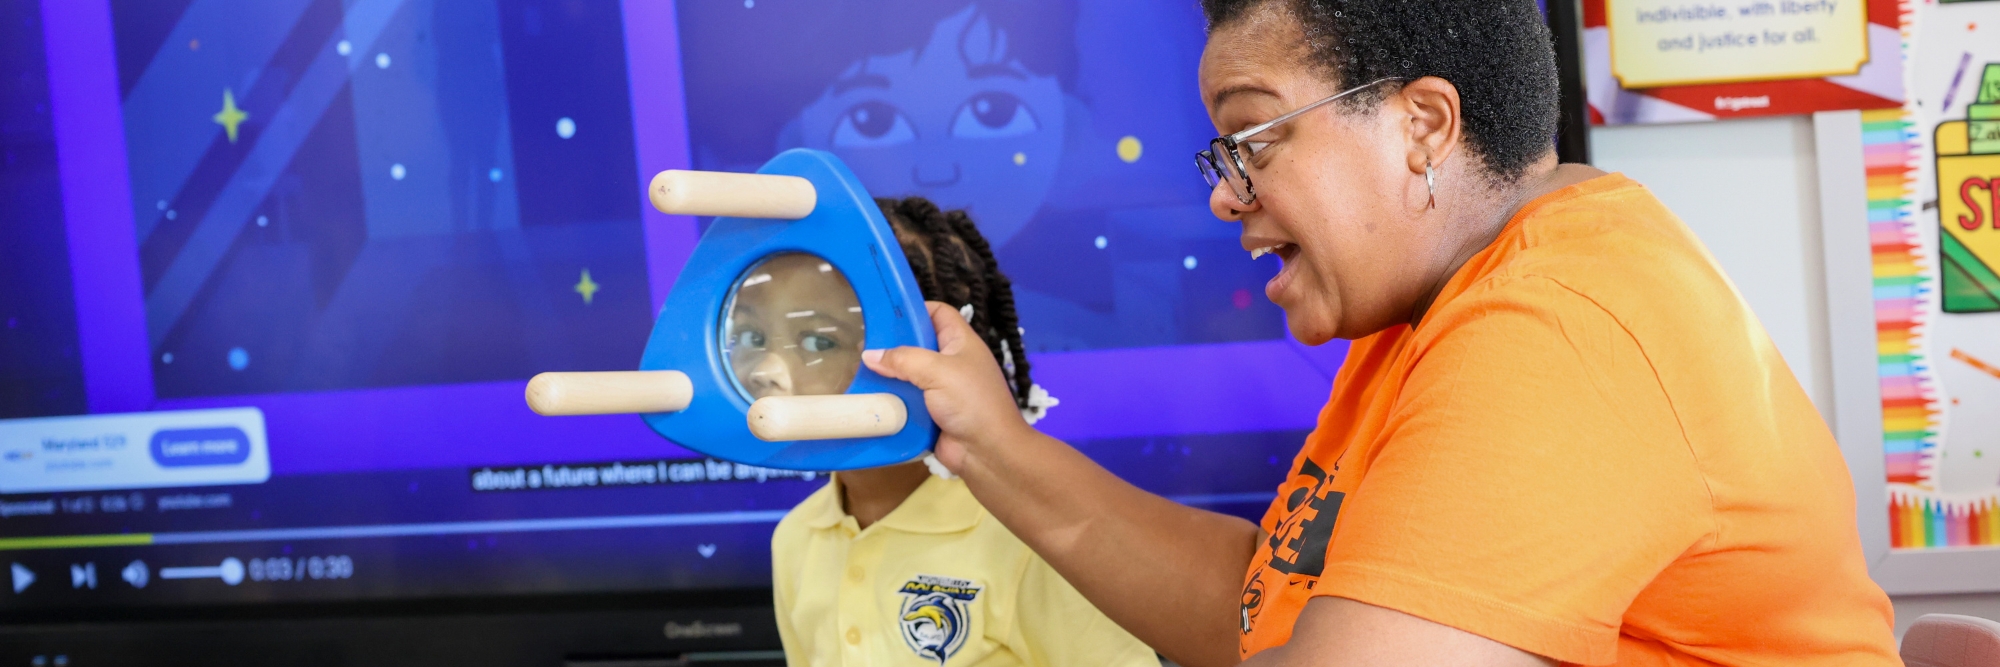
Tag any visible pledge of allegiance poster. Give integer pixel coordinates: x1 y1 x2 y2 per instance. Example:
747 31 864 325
1878 0 2000 550
1584 0 1905 124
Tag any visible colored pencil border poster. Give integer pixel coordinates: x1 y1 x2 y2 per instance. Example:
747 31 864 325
1872 0 2000 556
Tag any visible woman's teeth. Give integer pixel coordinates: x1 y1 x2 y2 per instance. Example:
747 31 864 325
1249 243 1293 260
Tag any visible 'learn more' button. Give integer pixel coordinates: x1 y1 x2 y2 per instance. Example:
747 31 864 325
151 428 252 467
0 408 269 494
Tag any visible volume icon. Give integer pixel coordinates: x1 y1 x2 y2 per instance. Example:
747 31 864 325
122 561 148 589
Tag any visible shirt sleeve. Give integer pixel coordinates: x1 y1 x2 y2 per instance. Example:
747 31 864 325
1313 276 1713 665
1010 555 1160 667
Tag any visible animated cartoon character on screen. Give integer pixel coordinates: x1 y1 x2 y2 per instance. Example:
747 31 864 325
681 1 1076 249
519 148 940 472
897 574 982 665
677 0 1286 354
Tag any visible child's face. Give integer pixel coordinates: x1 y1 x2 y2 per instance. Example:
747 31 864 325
721 253 867 400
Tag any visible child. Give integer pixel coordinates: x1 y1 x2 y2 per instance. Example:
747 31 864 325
767 197 1152 667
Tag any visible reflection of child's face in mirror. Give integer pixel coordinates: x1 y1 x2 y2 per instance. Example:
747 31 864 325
724 253 866 399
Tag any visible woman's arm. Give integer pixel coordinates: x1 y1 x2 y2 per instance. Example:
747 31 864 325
1247 598 1556 667
865 303 1260 667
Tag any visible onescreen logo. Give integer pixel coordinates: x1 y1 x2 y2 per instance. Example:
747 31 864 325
663 621 744 640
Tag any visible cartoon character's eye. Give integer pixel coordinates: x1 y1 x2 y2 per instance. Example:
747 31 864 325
733 329 767 350
832 101 916 147
951 92 1037 139
800 333 841 353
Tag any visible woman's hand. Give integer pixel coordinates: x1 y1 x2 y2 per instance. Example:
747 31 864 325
861 301 1034 474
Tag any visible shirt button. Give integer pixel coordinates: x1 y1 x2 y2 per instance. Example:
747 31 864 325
847 566 865 583
845 627 862 645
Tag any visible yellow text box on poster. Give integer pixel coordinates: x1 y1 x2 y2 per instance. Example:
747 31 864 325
1608 0 1869 88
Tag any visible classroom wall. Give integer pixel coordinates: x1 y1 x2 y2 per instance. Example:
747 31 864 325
1593 116 1833 413
1591 116 2000 637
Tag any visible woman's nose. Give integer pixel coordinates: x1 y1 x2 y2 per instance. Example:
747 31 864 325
1209 180 1257 222
746 353 794 398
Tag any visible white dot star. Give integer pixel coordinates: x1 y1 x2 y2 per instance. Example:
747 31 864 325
390 163 406 180
337 40 352 56
556 117 576 139
1183 255 1198 270
375 53 391 69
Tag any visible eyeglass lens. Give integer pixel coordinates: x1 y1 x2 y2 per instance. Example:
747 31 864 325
1206 140 1252 204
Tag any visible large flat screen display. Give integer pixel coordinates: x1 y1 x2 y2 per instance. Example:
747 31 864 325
0 0 1345 615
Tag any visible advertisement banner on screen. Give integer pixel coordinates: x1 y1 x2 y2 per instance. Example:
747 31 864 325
0 408 270 494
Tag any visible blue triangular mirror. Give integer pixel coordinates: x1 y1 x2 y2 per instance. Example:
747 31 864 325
524 149 937 471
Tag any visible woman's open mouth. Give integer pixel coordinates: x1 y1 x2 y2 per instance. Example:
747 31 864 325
1247 242 1302 303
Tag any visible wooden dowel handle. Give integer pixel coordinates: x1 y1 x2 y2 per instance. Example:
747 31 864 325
648 169 816 219
525 371 693 416
746 394 908 441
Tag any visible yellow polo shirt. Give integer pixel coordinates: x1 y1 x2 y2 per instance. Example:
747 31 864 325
771 474 1156 667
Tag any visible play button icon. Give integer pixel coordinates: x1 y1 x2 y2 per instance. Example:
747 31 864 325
11 563 34 593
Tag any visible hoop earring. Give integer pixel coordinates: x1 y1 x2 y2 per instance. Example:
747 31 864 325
1424 159 1437 210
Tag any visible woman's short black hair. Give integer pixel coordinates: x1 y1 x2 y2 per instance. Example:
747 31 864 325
1201 0 1560 182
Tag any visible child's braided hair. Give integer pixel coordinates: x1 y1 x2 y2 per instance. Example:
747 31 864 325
875 196 1035 410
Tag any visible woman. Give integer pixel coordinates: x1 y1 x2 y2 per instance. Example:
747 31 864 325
862 1 1900 666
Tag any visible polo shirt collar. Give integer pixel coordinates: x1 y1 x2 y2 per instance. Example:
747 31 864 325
803 473 984 534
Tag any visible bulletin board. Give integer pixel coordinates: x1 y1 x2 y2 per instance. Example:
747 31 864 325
1823 0 2000 594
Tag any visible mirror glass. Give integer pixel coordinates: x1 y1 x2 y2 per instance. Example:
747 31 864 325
720 252 866 400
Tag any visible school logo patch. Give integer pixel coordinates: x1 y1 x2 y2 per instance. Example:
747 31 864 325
896 574 981 664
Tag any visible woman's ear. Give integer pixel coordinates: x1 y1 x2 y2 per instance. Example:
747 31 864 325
1395 76 1463 176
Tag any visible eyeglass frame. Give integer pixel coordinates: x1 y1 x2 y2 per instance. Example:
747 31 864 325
1197 77 1408 206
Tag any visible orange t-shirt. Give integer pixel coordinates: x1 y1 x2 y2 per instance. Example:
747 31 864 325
1237 174 1898 665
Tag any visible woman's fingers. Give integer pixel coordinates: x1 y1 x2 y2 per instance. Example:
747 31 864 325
924 300 980 356
862 301 982 387
863 300 1030 465
862 346 942 386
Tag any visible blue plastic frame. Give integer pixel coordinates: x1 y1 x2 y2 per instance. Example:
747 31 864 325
638 149 937 470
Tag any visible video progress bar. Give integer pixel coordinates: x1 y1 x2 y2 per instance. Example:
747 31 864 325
0 510 788 552
0 492 1273 553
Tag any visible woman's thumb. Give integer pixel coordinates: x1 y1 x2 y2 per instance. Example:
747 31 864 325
862 347 943 387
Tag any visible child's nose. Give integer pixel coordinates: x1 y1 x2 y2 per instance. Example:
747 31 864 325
747 352 794 398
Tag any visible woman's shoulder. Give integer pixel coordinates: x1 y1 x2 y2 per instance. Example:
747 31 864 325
1462 174 1743 331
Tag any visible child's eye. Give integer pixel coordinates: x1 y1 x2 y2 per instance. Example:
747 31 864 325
800 334 840 353
734 330 766 349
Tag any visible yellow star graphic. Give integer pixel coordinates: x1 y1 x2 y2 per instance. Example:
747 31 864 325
213 88 247 143
574 269 599 305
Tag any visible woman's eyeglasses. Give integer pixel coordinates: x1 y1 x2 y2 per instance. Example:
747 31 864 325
1196 77 1406 206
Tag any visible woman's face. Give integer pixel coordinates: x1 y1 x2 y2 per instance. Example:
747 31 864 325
1198 9 1435 345
721 253 867 399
